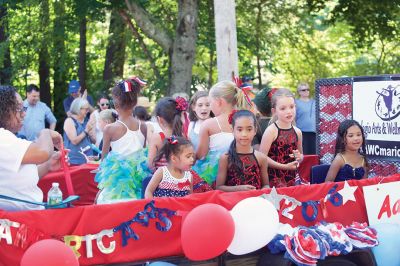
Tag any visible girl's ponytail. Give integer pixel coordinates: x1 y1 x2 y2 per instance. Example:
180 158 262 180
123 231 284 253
172 113 184 137
235 86 252 110
155 96 187 137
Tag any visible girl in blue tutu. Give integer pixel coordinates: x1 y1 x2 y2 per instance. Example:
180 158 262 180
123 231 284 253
193 80 250 187
95 77 150 204
145 136 194 198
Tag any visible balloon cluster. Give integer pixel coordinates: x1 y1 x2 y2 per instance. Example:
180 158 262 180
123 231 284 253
180 197 279 261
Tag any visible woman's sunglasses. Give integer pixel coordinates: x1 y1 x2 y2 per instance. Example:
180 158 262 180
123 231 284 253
100 103 110 107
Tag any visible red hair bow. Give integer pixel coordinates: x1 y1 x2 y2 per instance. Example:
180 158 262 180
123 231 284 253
232 76 253 107
175 96 188 111
228 109 238 125
268 88 278 100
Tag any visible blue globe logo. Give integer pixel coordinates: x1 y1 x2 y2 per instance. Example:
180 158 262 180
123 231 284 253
375 85 400 121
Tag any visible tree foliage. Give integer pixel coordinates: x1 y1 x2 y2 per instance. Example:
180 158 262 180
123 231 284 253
1 0 400 123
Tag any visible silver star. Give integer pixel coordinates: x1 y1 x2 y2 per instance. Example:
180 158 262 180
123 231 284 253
260 187 283 210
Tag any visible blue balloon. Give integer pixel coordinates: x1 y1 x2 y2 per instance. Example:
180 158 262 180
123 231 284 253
149 262 177 266
372 223 400 266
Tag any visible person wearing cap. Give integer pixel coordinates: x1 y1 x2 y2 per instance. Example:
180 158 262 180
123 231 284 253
18 84 57 141
241 76 255 88
63 80 94 117
295 82 316 155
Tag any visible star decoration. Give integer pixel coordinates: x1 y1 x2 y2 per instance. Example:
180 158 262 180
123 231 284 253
260 187 283 210
338 181 358 205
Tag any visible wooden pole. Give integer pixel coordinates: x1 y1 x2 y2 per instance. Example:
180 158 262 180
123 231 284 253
214 0 239 81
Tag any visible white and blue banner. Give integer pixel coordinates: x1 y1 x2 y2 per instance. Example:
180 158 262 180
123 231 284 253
353 80 400 161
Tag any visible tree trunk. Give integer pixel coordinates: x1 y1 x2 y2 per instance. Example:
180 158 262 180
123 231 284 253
0 5 12 85
120 10 161 82
255 2 263 89
124 0 198 96
207 0 215 89
38 0 51 106
168 0 199 96
53 0 67 126
78 16 87 92
214 0 239 81
103 9 126 85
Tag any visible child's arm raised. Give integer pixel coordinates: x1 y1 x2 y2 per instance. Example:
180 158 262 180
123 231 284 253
325 154 344 182
145 168 163 199
196 119 211 159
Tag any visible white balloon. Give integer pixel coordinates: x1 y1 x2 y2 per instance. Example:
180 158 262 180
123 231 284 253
228 197 279 255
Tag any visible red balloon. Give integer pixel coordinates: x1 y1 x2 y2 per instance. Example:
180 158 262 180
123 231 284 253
181 203 235 261
21 239 79 266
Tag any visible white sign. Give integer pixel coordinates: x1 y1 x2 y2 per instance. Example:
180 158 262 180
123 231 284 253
363 181 400 225
353 81 400 160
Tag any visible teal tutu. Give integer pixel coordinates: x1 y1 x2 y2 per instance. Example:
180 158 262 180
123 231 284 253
95 148 152 204
192 150 225 186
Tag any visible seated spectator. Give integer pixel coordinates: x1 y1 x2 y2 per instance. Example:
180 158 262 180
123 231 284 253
63 98 94 165
19 84 57 141
0 85 63 211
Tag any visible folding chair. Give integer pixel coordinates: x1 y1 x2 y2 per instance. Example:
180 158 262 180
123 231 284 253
310 164 330 184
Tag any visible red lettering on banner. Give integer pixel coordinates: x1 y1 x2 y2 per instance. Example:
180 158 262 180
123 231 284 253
378 195 391 219
393 199 400 215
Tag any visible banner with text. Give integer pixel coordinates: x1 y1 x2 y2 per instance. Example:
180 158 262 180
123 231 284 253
363 181 400 225
353 80 400 161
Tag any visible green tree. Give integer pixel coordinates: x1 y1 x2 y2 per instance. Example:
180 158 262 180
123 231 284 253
123 0 199 96
38 0 51 106
103 8 126 87
0 5 12 84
